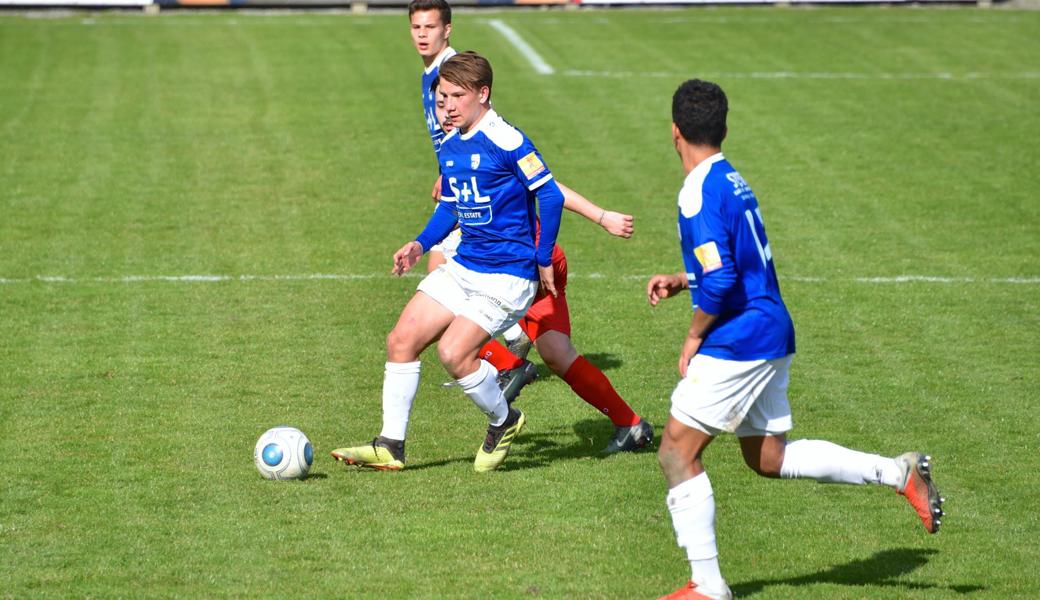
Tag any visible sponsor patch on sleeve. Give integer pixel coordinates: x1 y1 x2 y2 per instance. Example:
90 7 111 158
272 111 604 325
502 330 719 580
694 242 723 273
517 152 546 180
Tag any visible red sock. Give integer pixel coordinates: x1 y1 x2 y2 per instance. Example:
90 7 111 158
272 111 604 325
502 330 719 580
562 356 640 427
478 339 523 371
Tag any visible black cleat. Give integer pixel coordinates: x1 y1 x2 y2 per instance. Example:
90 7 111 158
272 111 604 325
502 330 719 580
603 420 654 454
498 360 539 404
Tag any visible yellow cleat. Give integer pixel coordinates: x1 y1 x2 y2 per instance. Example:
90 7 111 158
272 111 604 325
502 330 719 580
331 437 405 471
474 408 526 473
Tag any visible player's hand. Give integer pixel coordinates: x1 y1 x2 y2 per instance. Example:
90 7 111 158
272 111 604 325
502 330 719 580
391 241 424 276
647 273 687 306
600 210 634 238
538 264 557 298
430 175 442 203
678 335 703 378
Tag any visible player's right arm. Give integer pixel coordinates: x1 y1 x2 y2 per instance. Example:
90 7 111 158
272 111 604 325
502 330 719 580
392 241 425 276
407 199 458 274
430 174 442 203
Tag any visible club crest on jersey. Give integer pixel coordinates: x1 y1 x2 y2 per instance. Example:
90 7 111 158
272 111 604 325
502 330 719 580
517 152 545 180
471 154 481 170
694 242 723 273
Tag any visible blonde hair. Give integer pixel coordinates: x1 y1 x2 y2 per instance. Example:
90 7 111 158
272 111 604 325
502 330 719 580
439 51 493 97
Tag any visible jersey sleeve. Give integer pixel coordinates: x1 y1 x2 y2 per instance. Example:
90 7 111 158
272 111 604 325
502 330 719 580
534 180 565 267
690 190 737 315
506 137 561 266
416 200 459 253
508 139 554 192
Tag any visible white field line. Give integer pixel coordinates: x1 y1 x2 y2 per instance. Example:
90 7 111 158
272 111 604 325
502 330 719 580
562 69 1040 81
2 273 1038 285
486 19 555 76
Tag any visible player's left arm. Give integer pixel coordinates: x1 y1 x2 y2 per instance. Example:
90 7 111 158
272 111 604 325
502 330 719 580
679 308 718 378
509 141 565 296
558 182 633 239
691 196 737 316
535 179 565 297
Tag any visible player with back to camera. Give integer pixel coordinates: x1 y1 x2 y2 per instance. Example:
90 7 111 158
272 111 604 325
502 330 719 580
331 51 564 473
649 79 945 600
405 0 653 452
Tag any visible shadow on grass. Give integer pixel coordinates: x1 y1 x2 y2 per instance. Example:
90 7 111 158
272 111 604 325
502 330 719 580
581 352 624 373
529 352 625 382
498 417 653 471
731 548 985 597
404 418 652 472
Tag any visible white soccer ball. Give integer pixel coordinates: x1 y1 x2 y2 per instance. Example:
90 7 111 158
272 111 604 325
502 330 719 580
254 426 313 480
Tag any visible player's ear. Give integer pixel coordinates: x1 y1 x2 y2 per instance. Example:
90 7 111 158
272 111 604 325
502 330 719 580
479 86 490 104
444 22 452 38
671 122 682 145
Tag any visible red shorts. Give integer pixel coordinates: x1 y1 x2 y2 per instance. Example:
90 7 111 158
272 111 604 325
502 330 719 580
519 244 570 340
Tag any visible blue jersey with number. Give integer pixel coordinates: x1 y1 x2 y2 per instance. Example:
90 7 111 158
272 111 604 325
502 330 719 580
417 109 563 281
678 153 795 361
421 47 456 155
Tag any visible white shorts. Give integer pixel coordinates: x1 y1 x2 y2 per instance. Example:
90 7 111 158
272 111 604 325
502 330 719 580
670 354 794 437
416 258 537 336
429 228 461 259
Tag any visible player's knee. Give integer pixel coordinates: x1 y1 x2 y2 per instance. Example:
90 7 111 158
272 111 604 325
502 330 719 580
534 334 577 375
657 441 686 478
540 351 574 376
435 342 468 377
386 327 417 360
743 452 784 478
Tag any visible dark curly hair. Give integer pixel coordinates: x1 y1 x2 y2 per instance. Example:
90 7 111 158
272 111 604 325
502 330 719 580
672 79 728 147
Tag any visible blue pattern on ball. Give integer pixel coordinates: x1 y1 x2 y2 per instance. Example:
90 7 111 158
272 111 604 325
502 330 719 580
262 443 284 466
304 442 313 466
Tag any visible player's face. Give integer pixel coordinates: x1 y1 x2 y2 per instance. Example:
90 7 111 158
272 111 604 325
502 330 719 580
440 79 488 134
410 10 451 63
434 86 453 133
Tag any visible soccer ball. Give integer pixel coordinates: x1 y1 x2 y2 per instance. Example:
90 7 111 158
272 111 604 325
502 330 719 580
254 426 313 480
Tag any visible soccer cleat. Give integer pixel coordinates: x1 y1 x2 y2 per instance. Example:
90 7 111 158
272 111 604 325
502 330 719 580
506 331 533 361
658 581 732 600
330 437 405 471
603 419 654 454
474 408 526 473
895 452 944 533
497 360 539 404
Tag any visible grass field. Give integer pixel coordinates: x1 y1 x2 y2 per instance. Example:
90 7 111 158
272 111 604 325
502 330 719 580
2 6 1039 599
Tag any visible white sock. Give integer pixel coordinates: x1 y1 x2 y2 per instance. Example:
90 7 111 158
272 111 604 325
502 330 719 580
457 360 509 426
502 323 524 343
667 472 727 593
378 361 421 441
780 439 902 487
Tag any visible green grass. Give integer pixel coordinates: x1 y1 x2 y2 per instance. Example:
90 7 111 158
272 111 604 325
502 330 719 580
2 7 1038 599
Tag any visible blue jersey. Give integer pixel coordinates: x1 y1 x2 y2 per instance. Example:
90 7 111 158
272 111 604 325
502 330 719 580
421 47 456 155
416 109 564 281
678 153 795 361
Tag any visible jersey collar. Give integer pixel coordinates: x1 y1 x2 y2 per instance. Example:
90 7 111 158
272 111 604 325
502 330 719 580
424 46 457 75
684 152 725 187
460 108 497 141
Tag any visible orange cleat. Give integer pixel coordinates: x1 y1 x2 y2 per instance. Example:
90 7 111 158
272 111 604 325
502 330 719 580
896 452 944 533
658 581 732 600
